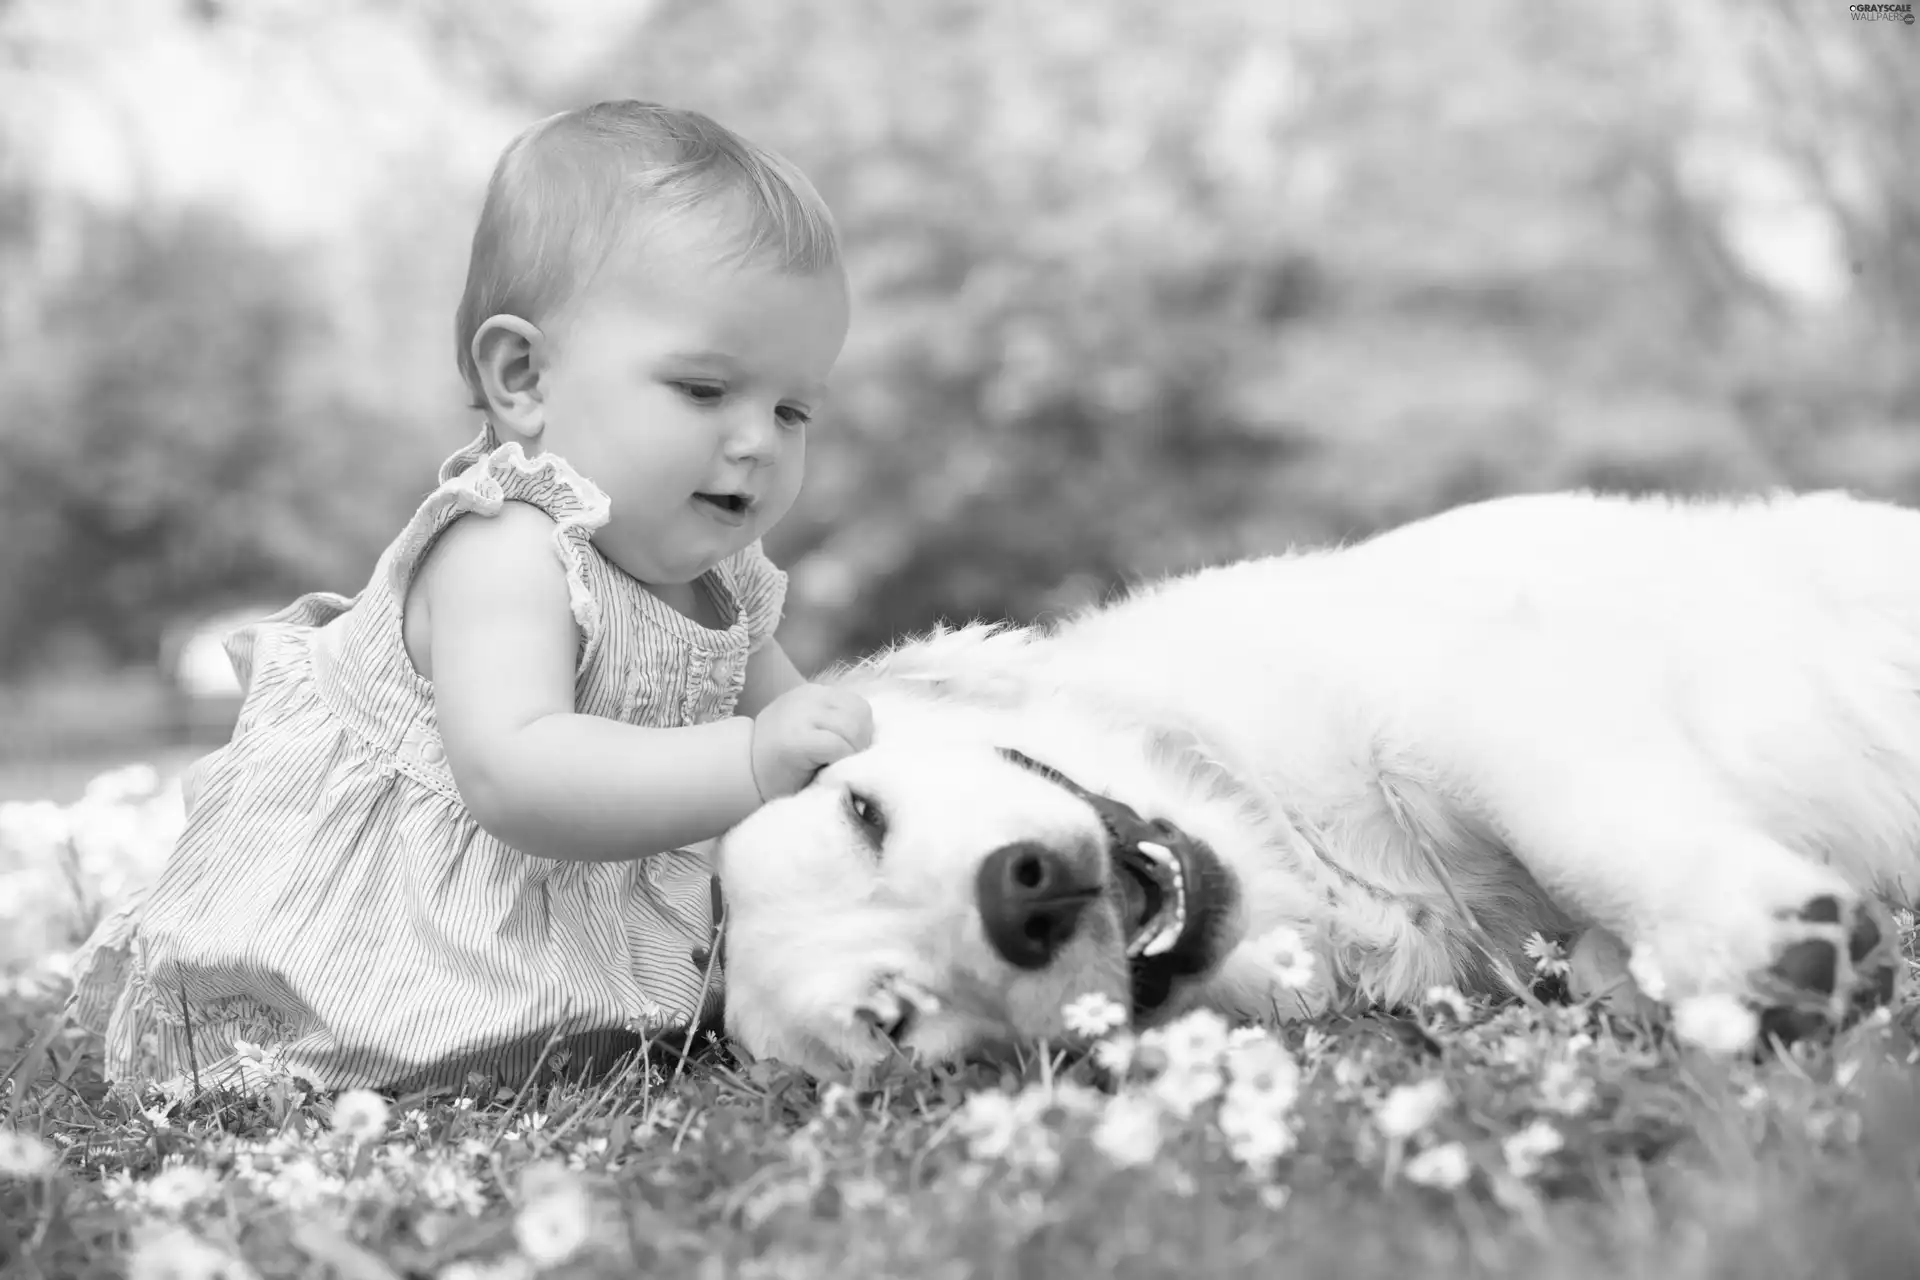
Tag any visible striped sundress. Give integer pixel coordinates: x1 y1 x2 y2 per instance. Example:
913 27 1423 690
68 426 786 1091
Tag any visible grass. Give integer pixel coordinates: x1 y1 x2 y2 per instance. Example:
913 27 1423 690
4 771 1920 1280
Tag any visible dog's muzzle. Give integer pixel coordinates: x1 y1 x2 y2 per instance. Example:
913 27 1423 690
994 747 1230 1015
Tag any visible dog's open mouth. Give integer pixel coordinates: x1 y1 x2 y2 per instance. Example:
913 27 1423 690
1117 837 1188 958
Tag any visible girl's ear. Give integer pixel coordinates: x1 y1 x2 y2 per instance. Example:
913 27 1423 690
471 315 548 439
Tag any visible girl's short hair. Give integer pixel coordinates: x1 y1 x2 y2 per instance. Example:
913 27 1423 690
454 100 841 406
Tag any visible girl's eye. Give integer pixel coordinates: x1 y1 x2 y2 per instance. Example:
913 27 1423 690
776 405 812 429
674 382 725 403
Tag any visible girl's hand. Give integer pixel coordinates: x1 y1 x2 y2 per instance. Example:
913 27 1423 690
750 684 874 800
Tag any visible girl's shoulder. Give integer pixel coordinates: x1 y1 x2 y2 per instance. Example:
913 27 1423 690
386 430 618 672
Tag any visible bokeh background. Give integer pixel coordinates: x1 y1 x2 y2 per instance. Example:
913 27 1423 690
1 0 1916 800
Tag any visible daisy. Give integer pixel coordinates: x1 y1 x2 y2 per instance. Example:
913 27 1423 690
141 1163 222 1215
1151 1008 1231 1072
1225 1036 1301 1109
330 1090 391 1144
514 1169 593 1267
1061 992 1129 1039
1423 984 1473 1022
1376 1078 1451 1140
1219 1090 1298 1174
1626 947 1668 1001
0 1131 55 1179
1500 1119 1564 1179
1091 1093 1164 1168
1246 925 1316 989
1091 1031 1139 1077
1150 1062 1224 1119
1537 1060 1596 1116
1672 993 1759 1057
1404 1141 1472 1190
1524 932 1571 979
125 1224 257 1280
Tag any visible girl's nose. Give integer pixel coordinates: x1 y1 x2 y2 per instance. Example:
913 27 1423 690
724 409 781 463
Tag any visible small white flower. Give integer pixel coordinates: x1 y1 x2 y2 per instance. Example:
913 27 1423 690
1330 1055 1369 1090
1523 932 1571 979
1500 1120 1563 1179
1150 1062 1223 1119
956 1091 1023 1161
1061 992 1129 1039
330 1089 391 1143
125 1223 257 1280
141 1163 222 1214
1672 994 1758 1057
1219 1091 1297 1174
514 1173 593 1267
1226 1026 1268 1050
1423 985 1473 1022
1224 1036 1301 1109
142 1106 175 1132
0 1130 55 1179
1090 1031 1138 1076
981 1088 1066 1178
1538 1060 1596 1116
1376 1079 1451 1140
1403 1141 1472 1190
818 1082 857 1119
263 1159 335 1212
1150 1008 1231 1072
1626 947 1668 1001
1246 925 1316 989
420 1162 487 1215
1091 1093 1163 1168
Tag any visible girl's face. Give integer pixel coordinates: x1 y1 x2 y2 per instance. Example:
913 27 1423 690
536 252 849 589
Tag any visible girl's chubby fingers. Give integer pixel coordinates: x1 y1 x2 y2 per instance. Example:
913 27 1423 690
825 689 874 748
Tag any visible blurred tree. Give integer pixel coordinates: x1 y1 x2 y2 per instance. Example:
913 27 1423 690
0 0 1915 687
0 210 417 672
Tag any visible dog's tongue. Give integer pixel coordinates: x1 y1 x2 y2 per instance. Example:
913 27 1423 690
1116 862 1152 934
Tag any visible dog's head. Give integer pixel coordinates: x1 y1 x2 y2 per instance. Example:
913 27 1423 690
714 703 1253 1077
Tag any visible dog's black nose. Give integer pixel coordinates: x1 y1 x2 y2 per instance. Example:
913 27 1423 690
976 840 1101 969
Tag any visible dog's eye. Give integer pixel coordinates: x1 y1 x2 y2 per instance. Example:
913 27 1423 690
848 790 886 840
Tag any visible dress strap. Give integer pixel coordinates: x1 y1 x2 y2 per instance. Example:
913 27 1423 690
387 425 615 675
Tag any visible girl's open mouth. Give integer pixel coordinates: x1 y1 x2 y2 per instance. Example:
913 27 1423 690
695 493 752 523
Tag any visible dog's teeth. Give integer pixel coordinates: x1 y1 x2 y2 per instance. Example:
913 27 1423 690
1126 839 1189 958
1141 897 1187 957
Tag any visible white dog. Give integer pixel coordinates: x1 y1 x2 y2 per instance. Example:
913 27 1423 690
717 490 1917 1077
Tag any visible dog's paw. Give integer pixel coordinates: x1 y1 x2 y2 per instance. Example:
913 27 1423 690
1753 892 1901 1045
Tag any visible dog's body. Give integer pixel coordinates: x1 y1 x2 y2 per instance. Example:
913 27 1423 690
718 490 1918 1077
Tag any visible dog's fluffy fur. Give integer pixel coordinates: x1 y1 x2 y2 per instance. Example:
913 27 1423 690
717 490 1920 1077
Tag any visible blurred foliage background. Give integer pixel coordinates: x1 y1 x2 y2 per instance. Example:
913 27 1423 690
0 0 1916 783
